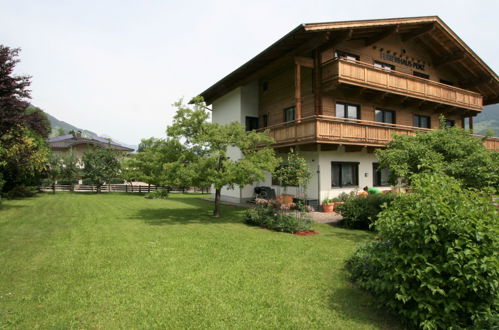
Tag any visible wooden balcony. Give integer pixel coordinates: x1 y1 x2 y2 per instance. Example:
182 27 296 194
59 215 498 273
260 116 499 151
322 59 483 111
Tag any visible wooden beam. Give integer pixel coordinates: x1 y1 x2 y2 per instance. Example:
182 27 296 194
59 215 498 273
295 63 302 123
344 145 364 152
433 51 466 67
294 56 314 68
313 49 322 116
321 29 353 50
401 23 435 42
365 25 399 46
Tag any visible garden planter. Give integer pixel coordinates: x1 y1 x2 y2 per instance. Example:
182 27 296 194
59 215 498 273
322 203 334 213
277 194 294 205
332 202 343 212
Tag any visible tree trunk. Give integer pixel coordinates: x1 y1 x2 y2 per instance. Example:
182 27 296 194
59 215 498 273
52 182 55 194
213 188 221 217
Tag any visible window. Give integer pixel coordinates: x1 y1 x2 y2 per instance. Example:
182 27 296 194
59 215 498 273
413 114 431 128
373 163 391 187
375 109 395 124
336 102 360 119
445 119 455 128
283 106 295 122
374 61 395 71
335 50 359 61
440 79 454 86
332 162 359 187
245 117 259 131
262 114 268 128
413 71 429 79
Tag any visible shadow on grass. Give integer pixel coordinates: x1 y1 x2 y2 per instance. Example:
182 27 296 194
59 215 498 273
0 203 28 211
129 197 246 226
328 274 404 329
321 228 373 244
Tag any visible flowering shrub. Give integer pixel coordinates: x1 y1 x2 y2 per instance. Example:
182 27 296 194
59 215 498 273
245 198 312 233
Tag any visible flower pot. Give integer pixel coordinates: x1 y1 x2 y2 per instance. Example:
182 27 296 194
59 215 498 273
277 194 294 205
322 203 334 213
332 202 343 212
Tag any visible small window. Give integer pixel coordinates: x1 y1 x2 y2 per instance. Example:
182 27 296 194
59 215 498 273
374 61 395 71
245 117 259 131
335 50 359 61
332 162 359 187
262 114 268 128
413 71 429 79
373 163 391 187
413 114 431 128
445 119 455 128
440 79 454 86
375 109 395 124
336 102 360 119
283 107 295 122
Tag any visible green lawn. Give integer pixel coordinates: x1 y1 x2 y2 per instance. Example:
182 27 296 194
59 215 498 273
0 193 400 329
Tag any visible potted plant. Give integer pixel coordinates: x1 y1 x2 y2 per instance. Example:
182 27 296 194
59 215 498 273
322 198 335 213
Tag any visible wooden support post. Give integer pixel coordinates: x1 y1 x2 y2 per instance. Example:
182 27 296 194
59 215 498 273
313 50 322 116
295 63 302 123
469 116 473 132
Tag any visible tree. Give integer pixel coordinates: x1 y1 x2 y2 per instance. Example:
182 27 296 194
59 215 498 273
60 151 80 192
273 149 312 195
45 154 63 193
0 45 51 193
376 123 499 191
82 147 121 193
166 97 278 217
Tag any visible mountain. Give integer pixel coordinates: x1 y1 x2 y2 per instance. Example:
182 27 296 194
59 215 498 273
45 112 98 138
475 104 499 137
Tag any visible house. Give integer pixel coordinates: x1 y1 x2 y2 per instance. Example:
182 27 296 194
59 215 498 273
199 16 499 204
48 131 134 162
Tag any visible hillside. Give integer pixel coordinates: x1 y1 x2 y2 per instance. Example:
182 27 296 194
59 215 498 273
475 104 499 137
45 112 98 138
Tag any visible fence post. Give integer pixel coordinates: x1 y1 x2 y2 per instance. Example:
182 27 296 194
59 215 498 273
139 185 141 193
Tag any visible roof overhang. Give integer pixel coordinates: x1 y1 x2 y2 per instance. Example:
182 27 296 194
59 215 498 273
200 16 499 106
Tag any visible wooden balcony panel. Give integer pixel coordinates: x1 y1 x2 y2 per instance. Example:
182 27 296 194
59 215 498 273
322 59 483 111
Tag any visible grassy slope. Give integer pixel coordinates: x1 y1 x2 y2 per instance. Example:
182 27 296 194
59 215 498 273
0 193 399 329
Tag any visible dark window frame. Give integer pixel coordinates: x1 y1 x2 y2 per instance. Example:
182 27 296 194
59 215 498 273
245 116 259 131
445 119 455 128
413 114 431 128
331 161 359 188
283 106 296 122
373 163 391 187
413 71 429 79
262 114 268 128
440 79 454 86
334 50 360 61
374 108 396 124
336 102 361 120
374 61 395 71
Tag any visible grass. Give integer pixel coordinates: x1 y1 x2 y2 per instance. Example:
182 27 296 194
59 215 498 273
0 193 400 329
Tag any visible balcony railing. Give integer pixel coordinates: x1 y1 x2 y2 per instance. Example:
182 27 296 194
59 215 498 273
259 116 499 151
322 59 483 111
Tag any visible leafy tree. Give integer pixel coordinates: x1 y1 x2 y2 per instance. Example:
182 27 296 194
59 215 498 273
273 149 311 194
82 147 121 193
55 127 66 137
166 97 278 217
45 154 63 193
376 123 499 191
0 45 51 193
60 151 80 192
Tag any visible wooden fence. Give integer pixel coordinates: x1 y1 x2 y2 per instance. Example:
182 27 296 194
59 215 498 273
40 184 209 193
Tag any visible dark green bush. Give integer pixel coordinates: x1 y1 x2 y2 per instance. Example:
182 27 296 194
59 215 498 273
336 193 396 230
82 179 94 185
346 173 499 329
7 185 37 198
109 178 125 184
144 189 169 199
244 199 312 234
57 180 78 185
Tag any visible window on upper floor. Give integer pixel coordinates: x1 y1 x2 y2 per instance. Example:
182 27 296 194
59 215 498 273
283 106 295 122
413 71 429 79
334 50 360 61
445 119 455 128
332 162 359 187
245 117 259 131
262 114 268 128
374 61 395 71
373 163 392 187
375 109 395 124
440 79 454 86
413 114 431 128
336 102 360 119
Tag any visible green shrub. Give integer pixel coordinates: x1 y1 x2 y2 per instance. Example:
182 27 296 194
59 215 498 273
144 189 169 199
82 179 94 185
336 193 396 230
7 185 37 198
109 178 125 184
244 199 312 234
346 173 499 329
57 180 78 185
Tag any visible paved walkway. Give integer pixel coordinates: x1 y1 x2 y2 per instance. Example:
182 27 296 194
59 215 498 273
201 198 343 225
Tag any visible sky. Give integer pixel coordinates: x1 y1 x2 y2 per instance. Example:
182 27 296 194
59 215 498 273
1 0 498 145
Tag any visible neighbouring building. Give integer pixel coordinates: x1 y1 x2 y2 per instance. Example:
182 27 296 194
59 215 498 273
199 16 499 204
48 131 134 162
